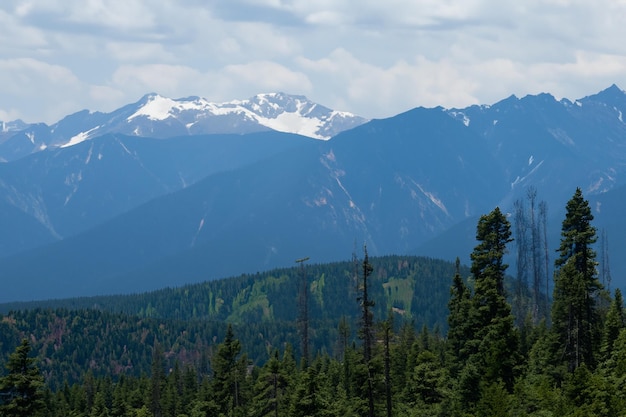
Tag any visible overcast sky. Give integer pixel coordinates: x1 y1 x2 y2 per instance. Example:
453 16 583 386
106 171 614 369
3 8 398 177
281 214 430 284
1 0 626 124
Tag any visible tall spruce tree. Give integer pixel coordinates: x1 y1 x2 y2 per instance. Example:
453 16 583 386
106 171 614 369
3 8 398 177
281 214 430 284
601 288 625 361
446 257 472 378
358 245 376 417
456 207 520 408
470 207 519 391
212 324 249 416
551 188 601 372
149 342 165 417
0 339 45 417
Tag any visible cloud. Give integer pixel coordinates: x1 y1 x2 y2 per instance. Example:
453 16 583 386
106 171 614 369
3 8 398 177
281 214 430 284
111 64 205 97
2 1 626 123
107 61 311 104
298 49 478 118
223 61 312 95
106 42 176 63
0 8 48 51
0 58 85 122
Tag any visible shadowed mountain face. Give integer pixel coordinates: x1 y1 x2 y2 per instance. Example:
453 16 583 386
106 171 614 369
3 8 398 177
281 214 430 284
2 86 626 302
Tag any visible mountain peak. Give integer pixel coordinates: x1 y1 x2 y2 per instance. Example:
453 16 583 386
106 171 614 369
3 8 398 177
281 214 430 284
576 84 625 107
122 92 368 140
0 93 368 157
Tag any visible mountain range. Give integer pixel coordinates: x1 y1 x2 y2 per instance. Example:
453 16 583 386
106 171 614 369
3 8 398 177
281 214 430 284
0 92 367 162
1 86 626 303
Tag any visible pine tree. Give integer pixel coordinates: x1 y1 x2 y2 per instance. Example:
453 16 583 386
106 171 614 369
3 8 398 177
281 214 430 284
250 350 287 417
212 324 248 416
602 288 625 360
446 257 472 378
552 188 602 372
0 338 46 417
457 207 520 408
148 342 165 417
357 245 376 417
470 208 519 388
380 312 393 417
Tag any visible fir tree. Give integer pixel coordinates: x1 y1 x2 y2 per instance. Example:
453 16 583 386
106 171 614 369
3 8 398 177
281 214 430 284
459 207 520 406
0 338 46 417
601 288 625 361
552 188 602 372
148 342 165 417
212 324 248 416
446 257 472 378
250 350 287 417
471 208 519 387
357 245 376 417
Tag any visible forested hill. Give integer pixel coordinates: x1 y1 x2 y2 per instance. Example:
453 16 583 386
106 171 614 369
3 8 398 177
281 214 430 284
0 255 467 387
0 255 463 325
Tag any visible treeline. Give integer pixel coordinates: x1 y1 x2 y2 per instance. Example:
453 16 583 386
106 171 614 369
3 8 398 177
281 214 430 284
3 187 626 416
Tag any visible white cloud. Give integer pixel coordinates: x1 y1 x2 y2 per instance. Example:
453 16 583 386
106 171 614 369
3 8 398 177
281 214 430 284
223 61 312 94
2 1 626 123
0 58 86 122
106 42 176 63
298 49 478 118
111 64 205 97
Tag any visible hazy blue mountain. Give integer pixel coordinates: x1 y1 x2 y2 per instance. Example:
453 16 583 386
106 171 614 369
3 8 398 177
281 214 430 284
0 108 506 301
0 131 314 256
0 119 31 147
2 86 626 302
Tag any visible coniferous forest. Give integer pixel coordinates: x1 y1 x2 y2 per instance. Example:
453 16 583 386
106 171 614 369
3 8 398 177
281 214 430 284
1 188 625 416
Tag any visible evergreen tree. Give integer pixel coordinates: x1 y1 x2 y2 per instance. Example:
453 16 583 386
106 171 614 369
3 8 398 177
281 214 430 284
471 207 519 386
405 350 448 407
148 342 166 417
250 350 287 417
552 188 602 372
357 245 376 417
601 288 625 361
459 207 520 407
380 312 393 417
0 338 46 417
288 361 321 417
211 324 248 416
446 257 472 378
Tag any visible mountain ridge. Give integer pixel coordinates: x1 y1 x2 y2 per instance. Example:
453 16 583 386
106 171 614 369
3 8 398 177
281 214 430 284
2 85 626 302
0 93 368 162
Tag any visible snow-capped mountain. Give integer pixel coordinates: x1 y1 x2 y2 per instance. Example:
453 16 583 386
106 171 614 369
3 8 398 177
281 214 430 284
0 93 367 161
5 85 626 302
119 92 366 141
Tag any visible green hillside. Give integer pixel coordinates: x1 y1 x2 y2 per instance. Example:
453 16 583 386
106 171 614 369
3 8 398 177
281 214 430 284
0 255 465 389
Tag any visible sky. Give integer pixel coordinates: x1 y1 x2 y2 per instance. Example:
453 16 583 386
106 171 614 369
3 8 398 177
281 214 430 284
1 0 626 124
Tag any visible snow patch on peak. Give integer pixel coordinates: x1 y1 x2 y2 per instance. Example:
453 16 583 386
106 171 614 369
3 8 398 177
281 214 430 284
448 111 470 127
127 95 179 121
62 126 101 148
58 92 366 147
260 111 325 139
614 107 623 123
